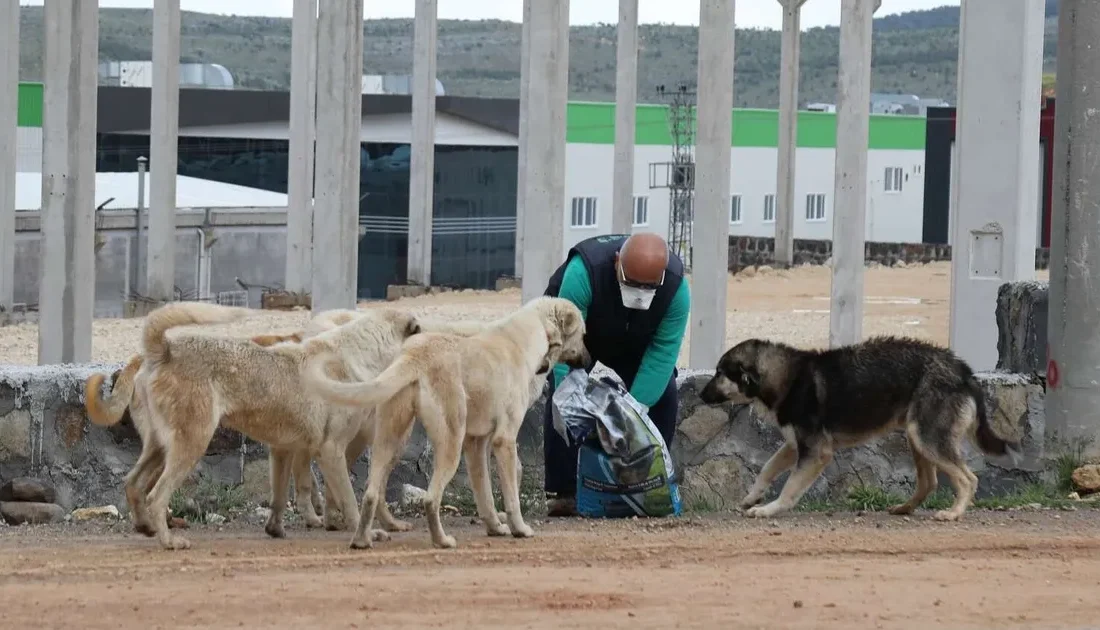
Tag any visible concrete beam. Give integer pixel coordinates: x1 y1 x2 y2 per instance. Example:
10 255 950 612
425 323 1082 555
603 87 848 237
1046 0 1100 455
948 0 1044 370
689 0 735 369
38 0 98 364
514 0 532 281
0 0 18 313
519 0 569 303
285 0 318 295
146 0 181 302
828 0 876 348
611 0 639 235
406 0 438 286
773 0 808 268
311 0 364 313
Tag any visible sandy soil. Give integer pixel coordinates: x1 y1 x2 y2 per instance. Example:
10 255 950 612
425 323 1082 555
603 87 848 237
0 262 1050 366
0 509 1096 629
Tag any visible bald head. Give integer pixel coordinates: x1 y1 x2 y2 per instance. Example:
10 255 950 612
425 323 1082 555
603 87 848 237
617 233 669 286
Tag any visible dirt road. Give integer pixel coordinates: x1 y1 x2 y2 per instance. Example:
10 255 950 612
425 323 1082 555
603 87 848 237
1 510 1097 629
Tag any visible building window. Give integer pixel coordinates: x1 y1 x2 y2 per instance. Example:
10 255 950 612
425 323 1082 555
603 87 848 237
805 193 826 222
885 166 903 193
633 196 649 227
730 195 742 224
763 194 776 223
570 197 598 228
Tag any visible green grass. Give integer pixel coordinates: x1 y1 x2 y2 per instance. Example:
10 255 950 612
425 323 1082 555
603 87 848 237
169 475 252 523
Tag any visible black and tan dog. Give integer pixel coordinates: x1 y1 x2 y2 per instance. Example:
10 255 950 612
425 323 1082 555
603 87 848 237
699 336 1018 521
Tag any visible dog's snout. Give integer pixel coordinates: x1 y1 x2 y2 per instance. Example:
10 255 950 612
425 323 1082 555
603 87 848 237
699 376 724 404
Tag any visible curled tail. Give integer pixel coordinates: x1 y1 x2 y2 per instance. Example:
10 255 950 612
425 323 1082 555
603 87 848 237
302 350 419 409
970 378 1019 456
84 354 143 427
142 301 251 365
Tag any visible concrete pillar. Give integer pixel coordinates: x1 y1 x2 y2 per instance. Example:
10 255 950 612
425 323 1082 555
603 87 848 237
406 0 438 287
514 0 532 279
1045 0 1100 455
611 0 639 235
146 0 181 302
38 0 98 364
311 0 364 313
519 0 569 304
828 0 878 348
948 0 1044 370
774 0 807 269
688 0 735 369
0 0 18 313
285 0 318 295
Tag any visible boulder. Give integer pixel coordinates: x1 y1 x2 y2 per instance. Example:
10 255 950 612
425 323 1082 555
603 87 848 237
1071 465 1100 495
0 477 58 504
0 501 65 525
71 505 121 521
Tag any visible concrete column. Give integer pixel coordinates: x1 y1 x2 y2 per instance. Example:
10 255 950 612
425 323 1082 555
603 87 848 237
406 0 438 287
0 0 18 313
688 0 735 369
948 0 1044 369
285 0 318 295
828 0 878 348
147 0 181 302
1045 0 1100 455
38 0 98 364
519 0 569 304
611 0 639 235
514 0 532 279
774 0 807 269
311 0 364 313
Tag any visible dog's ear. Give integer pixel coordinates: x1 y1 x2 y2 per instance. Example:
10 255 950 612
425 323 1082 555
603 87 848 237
553 302 582 336
405 317 422 337
739 367 761 397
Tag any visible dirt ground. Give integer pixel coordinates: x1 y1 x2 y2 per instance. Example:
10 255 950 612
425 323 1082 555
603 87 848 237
0 509 1097 629
0 262 1051 365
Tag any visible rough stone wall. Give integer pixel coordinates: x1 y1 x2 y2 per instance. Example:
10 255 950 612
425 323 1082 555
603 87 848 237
728 236 1051 272
996 281 1049 376
0 363 1046 514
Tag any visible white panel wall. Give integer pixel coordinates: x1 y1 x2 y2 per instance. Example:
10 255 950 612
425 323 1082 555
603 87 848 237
15 127 42 172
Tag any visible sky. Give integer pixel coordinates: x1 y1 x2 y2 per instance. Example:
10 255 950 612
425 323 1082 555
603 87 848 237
19 0 962 31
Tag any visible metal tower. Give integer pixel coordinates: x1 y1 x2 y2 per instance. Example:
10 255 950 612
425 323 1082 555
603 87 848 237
649 83 697 268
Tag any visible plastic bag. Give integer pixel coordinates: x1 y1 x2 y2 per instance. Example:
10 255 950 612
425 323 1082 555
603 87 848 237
551 369 682 518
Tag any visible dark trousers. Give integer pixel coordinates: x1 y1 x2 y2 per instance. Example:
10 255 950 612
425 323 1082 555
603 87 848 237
543 369 679 497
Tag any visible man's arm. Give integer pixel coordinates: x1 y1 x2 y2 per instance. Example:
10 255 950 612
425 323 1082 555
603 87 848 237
551 256 592 388
628 280 690 408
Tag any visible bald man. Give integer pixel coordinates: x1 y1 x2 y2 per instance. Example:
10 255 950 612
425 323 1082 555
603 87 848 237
542 233 690 517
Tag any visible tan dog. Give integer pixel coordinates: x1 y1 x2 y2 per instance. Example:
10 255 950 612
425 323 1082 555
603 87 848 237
85 308 369 537
299 296 589 550
82 301 423 550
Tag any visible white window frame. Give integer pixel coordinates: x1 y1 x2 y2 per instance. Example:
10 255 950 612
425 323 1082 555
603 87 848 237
884 166 904 193
762 194 776 223
570 196 598 229
632 195 649 227
805 193 827 222
729 194 743 224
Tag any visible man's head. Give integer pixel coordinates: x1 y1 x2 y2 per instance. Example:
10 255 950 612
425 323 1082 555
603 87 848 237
614 233 669 310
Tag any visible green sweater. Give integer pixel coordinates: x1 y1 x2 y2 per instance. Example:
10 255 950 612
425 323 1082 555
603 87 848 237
551 255 690 408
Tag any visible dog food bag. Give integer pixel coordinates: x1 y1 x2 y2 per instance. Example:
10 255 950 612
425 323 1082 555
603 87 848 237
551 369 682 518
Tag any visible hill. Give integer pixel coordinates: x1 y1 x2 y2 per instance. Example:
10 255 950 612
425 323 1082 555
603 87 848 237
15 3 1059 109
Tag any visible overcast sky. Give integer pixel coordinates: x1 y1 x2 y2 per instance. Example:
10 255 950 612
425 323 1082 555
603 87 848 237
20 0 962 30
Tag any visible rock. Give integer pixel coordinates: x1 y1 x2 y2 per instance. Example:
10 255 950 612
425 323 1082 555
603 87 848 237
0 501 65 525
169 516 189 529
1071 465 1100 494
70 505 121 521
0 477 58 504
400 483 428 507
205 512 227 525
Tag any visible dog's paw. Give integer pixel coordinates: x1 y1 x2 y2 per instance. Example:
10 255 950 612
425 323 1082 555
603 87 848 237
745 502 781 518
486 522 511 537
386 519 414 533
134 522 156 537
304 514 324 529
932 509 960 522
370 529 391 542
162 535 192 551
433 534 458 549
739 494 764 511
264 521 287 539
349 536 374 550
888 503 915 516
510 523 535 539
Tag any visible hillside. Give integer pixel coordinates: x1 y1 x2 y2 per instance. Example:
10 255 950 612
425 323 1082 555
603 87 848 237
15 2 1059 109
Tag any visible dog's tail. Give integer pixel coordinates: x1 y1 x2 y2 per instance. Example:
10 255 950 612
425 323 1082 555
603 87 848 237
302 350 419 409
969 378 1019 457
142 301 251 365
84 354 143 427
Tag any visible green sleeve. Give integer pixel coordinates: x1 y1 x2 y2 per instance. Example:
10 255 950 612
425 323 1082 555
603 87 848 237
628 280 690 408
551 256 592 388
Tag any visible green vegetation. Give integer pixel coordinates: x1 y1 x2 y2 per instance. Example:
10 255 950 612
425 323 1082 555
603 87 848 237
169 474 251 522
15 2 1060 108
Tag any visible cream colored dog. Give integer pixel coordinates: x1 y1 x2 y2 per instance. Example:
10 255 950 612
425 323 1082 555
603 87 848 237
299 296 589 550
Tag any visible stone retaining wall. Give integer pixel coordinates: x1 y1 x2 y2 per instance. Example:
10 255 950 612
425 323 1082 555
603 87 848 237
0 363 1046 514
728 236 1052 272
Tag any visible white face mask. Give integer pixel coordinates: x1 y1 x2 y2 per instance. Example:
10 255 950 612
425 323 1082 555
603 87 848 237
619 284 657 310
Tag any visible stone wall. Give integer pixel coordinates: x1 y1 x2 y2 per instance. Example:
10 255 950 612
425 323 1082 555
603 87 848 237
728 236 1052 272
0 362 1046 515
